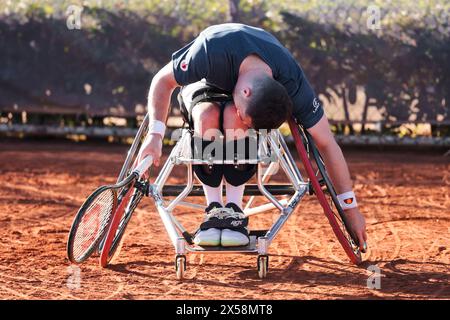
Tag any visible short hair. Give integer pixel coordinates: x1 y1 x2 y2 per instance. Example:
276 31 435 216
245 75 293 130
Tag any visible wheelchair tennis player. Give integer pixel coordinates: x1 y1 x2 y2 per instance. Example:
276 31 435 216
137 23 367 252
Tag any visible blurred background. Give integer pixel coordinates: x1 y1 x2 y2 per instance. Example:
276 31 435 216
0 0 449 147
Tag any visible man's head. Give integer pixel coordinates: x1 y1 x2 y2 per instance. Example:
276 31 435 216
233 73 293 130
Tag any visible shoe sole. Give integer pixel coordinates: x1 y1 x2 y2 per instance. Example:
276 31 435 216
221 229 249 247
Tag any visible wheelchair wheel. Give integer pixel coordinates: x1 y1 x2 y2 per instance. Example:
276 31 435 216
288 119 362 265
99 187 145 267
99 115 150 267
117 114 149 183
108 190 144 257
257 255 269 279
67 186 117 263
97 116 149 256
175 255 186 280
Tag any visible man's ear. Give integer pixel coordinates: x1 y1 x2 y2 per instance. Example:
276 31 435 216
243 86 252 98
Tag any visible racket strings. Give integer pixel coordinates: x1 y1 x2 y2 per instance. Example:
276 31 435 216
72 189 115 261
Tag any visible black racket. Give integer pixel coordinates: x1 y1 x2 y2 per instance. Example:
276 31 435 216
67 156 152 264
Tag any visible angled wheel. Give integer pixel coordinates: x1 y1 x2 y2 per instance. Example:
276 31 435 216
257 255 269 279
67 186 117 263
99 183 135 267
175 255 186 280
99 116 150 267
105 190 144 258
99 184 145 267
288 119 362 265
307 130 362 264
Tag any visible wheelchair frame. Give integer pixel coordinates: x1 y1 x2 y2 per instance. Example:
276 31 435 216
106 114 362 279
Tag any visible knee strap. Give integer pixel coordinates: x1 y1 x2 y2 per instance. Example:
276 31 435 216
223 136 258 186
191 137 223 187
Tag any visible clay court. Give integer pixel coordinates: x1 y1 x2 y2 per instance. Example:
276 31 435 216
0 139 448 300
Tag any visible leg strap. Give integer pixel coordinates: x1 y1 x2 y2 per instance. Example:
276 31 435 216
191 137 224 187
223 136 258 186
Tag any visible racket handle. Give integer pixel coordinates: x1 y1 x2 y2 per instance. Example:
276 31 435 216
133 156 153 177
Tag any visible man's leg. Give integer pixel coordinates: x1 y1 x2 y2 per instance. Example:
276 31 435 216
191 102 224 246
222 104 249 208
191 102 223 205
221 103 255 247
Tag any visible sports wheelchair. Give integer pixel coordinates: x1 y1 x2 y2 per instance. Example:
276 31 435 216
88 105 363 279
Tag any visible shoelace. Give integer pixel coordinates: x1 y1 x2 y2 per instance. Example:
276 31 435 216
206 207 245 220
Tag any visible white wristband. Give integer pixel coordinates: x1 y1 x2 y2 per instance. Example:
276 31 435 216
337 191 357 210
149 120 166 138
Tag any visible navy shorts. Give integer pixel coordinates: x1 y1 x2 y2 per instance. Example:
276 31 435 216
178 80 232 130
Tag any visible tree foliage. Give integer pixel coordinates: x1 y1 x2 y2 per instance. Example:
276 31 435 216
0 0 448 124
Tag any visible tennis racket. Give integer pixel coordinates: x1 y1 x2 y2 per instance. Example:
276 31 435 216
67 156 152 264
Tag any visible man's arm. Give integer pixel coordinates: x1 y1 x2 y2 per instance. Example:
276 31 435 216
138 62 179 166
307 114 368 252
147 62 179 123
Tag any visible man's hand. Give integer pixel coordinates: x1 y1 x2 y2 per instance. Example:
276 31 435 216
343 207 367 253
138 133 163 167
141 61 178 167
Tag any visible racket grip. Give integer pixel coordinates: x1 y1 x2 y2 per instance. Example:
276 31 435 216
133 156 153 177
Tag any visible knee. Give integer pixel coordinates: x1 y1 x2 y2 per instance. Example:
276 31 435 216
192 102 221 138
223 103 249 139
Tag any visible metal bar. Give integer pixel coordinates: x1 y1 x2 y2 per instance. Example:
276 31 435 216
256 163 284 212
174 158 268 165
161 184 296 196
268 134 299 189
150 186 192 247
244 161 278 211
166 163 194 212
154 199 182 250
277 130 304 184
264 189 307 245
244 199 288 217
177 201 206 211
154 133 182 192
117 114 149 182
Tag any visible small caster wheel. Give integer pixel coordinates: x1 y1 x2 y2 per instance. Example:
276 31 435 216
175 255 186 280
257 255 269 279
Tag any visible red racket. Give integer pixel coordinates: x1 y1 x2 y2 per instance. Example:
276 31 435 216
67 156 152 264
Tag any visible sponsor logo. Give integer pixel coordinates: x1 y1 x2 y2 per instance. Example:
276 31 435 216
312 98 321 113
180 60 189 72
344 198 354 204
230 220 243 227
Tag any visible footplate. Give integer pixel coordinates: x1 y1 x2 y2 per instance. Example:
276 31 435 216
185 230 269 253
187 235 258 253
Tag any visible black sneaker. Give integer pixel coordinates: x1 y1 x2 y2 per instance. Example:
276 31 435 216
221 203 250 247
193 202 223 246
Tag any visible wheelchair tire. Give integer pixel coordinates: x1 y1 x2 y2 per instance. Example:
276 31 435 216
288 119 362 265
99 183 138 267
98 115 149 266
105 189 144 263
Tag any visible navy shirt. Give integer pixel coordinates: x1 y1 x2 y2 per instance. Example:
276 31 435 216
172 23 324 129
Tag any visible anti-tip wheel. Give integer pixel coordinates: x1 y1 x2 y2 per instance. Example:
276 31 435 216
257 255 269 279
175 255 186 280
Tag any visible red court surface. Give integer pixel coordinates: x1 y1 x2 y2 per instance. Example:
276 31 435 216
0 140 448 299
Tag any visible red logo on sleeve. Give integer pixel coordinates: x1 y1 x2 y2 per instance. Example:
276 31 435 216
344 198 354 204
180 60 188 72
